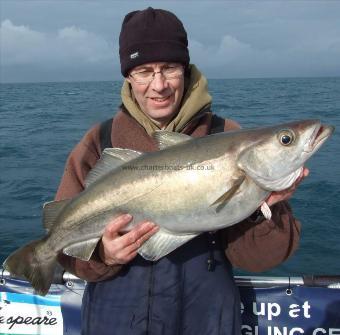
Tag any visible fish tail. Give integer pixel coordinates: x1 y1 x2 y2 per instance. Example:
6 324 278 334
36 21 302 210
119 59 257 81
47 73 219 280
3 239 57 296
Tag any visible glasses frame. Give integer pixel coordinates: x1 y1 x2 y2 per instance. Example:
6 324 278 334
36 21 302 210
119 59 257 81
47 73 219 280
129 65 184 85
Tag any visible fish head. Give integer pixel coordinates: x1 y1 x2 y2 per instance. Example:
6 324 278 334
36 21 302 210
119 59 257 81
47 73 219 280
238 120 334 191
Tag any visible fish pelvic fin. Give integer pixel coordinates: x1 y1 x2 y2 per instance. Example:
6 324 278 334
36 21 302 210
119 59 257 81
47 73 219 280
63 237 100 261
138 228 198 261
210 175 245 213
3 239 57 296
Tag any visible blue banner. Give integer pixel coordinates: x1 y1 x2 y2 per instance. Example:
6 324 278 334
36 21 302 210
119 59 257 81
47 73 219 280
1 276 339 334
240 286 340 334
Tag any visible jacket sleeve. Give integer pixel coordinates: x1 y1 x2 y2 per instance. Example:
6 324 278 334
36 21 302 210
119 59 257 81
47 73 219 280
222 201 301 272
55 124 101 199
55 124 123 281
221 118 301 272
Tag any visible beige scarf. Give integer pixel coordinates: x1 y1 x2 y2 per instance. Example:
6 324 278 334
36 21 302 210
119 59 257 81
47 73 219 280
121 64 212 136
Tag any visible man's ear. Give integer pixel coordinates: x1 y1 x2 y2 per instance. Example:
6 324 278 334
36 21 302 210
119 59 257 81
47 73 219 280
126 76 131 83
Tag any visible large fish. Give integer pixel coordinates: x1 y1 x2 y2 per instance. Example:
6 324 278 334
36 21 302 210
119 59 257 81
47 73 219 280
3 119 334 295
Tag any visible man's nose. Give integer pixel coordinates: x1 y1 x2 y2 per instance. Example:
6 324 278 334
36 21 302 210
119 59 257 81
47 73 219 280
150 72 168 91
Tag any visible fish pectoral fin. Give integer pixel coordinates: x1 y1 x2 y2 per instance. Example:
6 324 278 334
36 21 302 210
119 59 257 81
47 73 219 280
210 175 245 213
85 148 143 187
43 199 71 232
138 229 198 261
152 131 193 150
63 237 100 261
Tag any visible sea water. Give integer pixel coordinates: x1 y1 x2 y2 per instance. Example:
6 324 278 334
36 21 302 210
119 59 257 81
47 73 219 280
0 77 339 276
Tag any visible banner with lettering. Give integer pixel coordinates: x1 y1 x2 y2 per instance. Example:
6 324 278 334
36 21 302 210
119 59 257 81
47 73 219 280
0 292 63 335
240 286 340 334
1 277 339 334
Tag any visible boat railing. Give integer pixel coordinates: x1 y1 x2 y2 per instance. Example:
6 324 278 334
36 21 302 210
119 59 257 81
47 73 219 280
2 269 340 289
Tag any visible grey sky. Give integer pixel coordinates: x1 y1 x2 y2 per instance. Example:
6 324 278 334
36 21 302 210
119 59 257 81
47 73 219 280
1 0 340 83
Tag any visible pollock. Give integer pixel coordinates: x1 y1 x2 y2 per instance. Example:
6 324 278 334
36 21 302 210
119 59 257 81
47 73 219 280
3 119 334 295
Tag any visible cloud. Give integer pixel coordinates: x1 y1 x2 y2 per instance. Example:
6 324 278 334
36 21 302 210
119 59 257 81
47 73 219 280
189 35 252 67
189 32 340 78
1 20 46 65
1 19 115 66
1 3 340 82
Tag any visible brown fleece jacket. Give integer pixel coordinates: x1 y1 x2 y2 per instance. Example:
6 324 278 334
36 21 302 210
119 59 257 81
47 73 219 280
56 109 301 281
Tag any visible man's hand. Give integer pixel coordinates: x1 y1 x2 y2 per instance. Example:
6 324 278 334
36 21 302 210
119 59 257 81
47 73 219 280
98 214 159 266
266 167 309 207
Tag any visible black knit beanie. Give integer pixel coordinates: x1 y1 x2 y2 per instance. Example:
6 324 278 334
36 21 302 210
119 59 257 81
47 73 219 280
119 7 190 77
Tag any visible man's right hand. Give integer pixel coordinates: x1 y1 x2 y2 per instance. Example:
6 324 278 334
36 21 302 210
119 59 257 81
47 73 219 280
98 214 159 266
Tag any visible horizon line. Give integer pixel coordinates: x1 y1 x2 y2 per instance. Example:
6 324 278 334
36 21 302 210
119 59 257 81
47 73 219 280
1 75 340 85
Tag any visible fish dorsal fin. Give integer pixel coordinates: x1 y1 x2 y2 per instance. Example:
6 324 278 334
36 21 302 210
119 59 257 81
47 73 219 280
43 199 71 232
85 148 142 187
63 238 100 261
210 175 245 213
152 131 192 150
104 147 143 162
138 228 199 261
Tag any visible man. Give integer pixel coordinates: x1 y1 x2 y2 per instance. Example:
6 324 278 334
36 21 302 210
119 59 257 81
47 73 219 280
56 7 307 335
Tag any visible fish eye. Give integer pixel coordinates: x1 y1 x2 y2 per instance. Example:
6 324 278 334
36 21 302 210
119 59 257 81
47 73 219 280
278 130 295 146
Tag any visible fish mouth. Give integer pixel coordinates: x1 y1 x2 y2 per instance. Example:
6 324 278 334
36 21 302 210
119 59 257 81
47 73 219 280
304 123 334 153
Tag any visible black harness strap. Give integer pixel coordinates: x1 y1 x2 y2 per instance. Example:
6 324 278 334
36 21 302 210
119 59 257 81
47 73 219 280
210 114 225 135
99 118 113 151
207 114 225 271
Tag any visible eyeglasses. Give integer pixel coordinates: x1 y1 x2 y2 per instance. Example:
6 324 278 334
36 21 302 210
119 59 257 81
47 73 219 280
129 65 184 85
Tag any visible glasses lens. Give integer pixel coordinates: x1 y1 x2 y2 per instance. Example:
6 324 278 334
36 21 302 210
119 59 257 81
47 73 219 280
130 66 183 84
131 71 153 83
163 66 183 79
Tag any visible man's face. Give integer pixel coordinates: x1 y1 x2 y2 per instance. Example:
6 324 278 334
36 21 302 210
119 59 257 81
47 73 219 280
127 62 185 128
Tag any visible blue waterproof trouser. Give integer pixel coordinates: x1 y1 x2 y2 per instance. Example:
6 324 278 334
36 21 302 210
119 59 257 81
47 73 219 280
81 232 241 335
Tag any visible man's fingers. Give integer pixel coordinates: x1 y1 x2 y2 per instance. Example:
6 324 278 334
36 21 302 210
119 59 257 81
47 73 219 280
101 219 158 263
298 167 309 182
112 225 159 263
100 218 159 265
303 167 310 177
122 225 159 255
104 214 133 239
118 221 158 248
137 226 159 246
